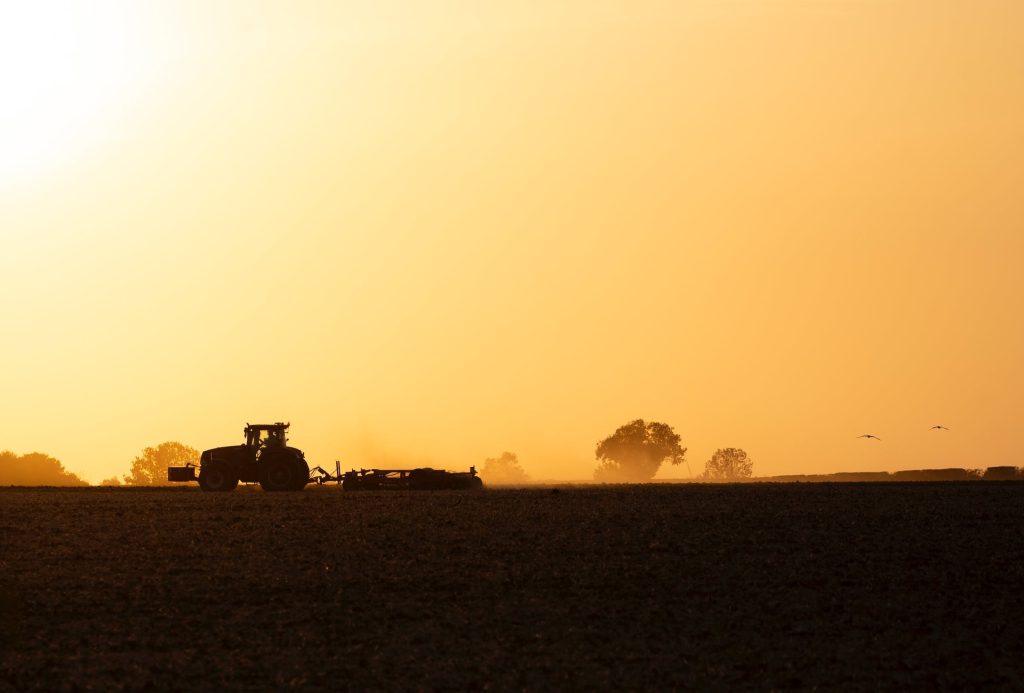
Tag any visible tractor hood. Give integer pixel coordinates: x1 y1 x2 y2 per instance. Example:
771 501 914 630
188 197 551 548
200 445 246 463
199 444 305 464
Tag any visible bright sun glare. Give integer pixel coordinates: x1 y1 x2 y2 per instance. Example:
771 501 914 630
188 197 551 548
0 2 153 185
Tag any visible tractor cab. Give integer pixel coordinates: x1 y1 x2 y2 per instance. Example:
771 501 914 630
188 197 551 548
245 422 289 450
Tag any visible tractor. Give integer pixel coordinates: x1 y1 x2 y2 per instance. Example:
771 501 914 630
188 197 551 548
167 422 309 492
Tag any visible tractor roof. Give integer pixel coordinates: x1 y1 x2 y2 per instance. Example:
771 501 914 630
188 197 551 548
246 422 290 430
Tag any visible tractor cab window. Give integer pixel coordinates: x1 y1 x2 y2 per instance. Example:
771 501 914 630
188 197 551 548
245 425 288 448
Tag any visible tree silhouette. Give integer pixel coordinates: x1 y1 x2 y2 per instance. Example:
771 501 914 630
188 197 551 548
124 442 199 486
0 451 87 486
703 448 753 480
100 476 122 487
480 451 530 484
594 419 686 482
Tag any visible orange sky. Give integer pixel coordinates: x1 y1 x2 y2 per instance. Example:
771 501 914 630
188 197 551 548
2 0 1022 483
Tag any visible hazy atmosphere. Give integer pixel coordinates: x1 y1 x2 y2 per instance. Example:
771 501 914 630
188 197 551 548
2 0 1022 483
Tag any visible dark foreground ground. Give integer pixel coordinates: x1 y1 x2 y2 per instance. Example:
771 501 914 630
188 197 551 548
2 483 1023 690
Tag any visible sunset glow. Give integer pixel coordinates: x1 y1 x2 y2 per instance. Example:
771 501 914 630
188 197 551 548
0 2 161 184
2 0 1022 483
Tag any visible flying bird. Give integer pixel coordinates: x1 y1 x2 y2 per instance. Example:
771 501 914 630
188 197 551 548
930 425 950 431
857 434 882 441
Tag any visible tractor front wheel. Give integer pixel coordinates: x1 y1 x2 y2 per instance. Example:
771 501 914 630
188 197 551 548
198 461 238 492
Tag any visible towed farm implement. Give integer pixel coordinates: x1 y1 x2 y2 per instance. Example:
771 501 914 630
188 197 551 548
167 422 482 492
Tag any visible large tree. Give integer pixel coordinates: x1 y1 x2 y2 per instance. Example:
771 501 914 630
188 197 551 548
703 448 753 480
480 451 530 485
593 419 686 482
124 442 199 486
0 451 87 486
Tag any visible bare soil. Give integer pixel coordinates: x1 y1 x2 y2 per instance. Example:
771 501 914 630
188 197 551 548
2 483 1023 690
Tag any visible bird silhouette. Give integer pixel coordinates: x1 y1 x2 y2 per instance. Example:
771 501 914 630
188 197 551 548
857 434 881 441
930 425 950 431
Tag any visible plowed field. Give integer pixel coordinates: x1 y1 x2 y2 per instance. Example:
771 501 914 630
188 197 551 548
2 483 1023 689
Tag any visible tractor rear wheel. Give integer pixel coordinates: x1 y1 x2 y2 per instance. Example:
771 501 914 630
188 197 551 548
260 456 300 492
198 461 238 492
290 459 310 491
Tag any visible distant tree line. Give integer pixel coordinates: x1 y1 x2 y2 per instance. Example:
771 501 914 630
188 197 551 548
594 419 688 482
0 451 87 486
702 448 753 480
0 442 200 487
588 419 1024 483
592 419 754 482
765 467 1023 482
479 452 530 485
121 442 198 486
100 441 200 486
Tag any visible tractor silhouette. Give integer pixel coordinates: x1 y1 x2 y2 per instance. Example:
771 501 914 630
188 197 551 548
168 422 308 492
168 421 484 492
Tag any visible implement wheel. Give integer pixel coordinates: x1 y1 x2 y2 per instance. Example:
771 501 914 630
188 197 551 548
198 461 238 492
